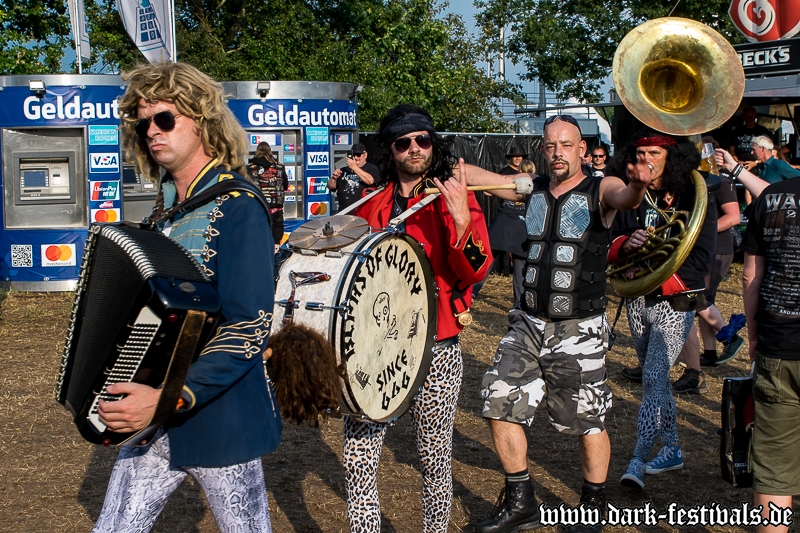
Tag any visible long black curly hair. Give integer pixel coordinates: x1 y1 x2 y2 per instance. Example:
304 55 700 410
605 128 701 197
375 104 457 184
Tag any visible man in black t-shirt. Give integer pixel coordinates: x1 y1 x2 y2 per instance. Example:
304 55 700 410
741 178 800 531
673 173 743 395
590 145 608 178
729 106 772 170
329 142 381 211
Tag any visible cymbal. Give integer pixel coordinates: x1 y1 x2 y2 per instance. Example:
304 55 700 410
288 215 370 250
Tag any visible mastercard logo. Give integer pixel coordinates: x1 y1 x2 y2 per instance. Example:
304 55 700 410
91 208 121 223
45 245 72 262
40 244 77 266
309 202 328 216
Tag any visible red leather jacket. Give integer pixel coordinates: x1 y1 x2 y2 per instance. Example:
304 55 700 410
356 181 492 341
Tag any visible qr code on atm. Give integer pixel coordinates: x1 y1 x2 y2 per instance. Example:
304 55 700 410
10 244 33 268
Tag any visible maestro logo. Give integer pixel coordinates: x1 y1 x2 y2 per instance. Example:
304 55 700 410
41 244 77 267
729 0 800 41
91 208 121 223
90 181 120 201
90 152 120 173
307 201 329 218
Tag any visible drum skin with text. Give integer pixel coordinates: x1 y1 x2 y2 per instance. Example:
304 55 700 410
272 231 437 423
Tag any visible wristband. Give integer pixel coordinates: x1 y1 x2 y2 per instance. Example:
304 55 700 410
732 164 743 179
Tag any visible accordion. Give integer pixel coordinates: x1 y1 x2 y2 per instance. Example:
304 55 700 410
56 223 221 446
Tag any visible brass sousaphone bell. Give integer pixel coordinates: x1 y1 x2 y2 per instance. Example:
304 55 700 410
608 17 745 298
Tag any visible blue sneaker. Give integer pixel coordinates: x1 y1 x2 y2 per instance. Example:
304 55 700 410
620 457 645 489
645 445 684 474
716 334 744 365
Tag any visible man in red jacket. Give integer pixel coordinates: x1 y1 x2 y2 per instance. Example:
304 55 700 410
343 104 491 533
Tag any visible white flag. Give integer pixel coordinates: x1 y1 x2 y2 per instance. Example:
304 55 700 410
116 0 174 62
67 0 91 62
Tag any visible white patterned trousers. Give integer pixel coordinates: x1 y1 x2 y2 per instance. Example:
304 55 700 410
93 430 271 533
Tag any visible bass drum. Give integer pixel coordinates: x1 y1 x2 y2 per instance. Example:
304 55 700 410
272 230 437 423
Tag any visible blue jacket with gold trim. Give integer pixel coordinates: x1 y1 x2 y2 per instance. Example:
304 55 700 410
161 160 281 468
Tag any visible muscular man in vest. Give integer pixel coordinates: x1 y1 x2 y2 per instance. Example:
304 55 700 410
466 115 652 533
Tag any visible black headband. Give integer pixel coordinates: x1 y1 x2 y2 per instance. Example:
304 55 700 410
381 113 435 144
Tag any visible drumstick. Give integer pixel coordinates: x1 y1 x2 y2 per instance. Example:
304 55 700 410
424 177 533 195
424 184 517 195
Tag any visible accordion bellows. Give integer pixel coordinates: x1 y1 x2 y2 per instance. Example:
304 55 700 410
56 223 221 445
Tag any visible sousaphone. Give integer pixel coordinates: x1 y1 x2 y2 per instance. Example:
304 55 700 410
608 17 744 298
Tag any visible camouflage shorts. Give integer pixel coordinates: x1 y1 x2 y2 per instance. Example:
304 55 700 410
480 310 612 435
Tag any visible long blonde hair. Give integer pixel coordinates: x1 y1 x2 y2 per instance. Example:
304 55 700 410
119 62 248 183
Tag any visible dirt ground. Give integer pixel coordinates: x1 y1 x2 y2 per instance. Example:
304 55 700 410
0 263 790 532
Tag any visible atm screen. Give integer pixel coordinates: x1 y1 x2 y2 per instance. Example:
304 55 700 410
21 169 49 188
122 165 141 185
17 158 72 202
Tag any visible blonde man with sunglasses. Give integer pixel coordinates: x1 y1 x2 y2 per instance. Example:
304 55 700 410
93 62 280 532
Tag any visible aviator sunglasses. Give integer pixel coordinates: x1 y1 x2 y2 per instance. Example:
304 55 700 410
134 111 183 140
393 134 433 153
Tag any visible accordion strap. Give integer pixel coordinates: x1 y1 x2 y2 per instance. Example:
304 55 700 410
145 179 272 229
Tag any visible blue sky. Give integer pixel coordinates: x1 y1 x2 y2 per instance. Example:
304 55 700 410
442 0 537 94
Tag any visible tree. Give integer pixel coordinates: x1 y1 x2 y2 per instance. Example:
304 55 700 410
0 0 71 74
476 0 746 102
86 0 516 131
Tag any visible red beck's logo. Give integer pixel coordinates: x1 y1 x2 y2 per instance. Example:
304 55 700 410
729 0 800 42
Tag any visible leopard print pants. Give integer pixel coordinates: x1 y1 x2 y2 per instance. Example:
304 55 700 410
343 341 463 533
626 297 694 460
92 430 271 533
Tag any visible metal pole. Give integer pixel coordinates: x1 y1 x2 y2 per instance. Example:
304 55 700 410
499 26 505 81
170 0 177 61
71 0 83 74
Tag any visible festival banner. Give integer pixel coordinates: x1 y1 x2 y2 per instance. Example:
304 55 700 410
116 0 174 62
729 0 800 42
67 0 91 61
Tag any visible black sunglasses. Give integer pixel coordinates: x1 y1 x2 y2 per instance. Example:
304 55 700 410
543 114 582 133
592 154 606 158
134 111 183 140
352 152 365 157
393 134 433 153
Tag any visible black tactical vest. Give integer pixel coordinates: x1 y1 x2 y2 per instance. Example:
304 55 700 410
522 175 609 319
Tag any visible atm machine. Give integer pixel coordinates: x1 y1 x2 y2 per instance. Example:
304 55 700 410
222 80 361 239
0 74 124 290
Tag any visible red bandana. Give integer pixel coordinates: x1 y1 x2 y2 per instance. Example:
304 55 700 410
632 136 677 147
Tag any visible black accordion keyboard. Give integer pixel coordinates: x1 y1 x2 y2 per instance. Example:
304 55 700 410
56 223 221 445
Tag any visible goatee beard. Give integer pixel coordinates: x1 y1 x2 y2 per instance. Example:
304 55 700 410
549 161 570 183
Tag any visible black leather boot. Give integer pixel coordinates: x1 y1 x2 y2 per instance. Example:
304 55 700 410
475 478 540 533
568 486 606 533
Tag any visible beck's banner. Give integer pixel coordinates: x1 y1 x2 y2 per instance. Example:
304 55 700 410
729 0 800 42
116 0 174 62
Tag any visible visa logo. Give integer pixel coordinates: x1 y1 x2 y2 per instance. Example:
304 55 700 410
307 151 329 167
90 153 120 173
